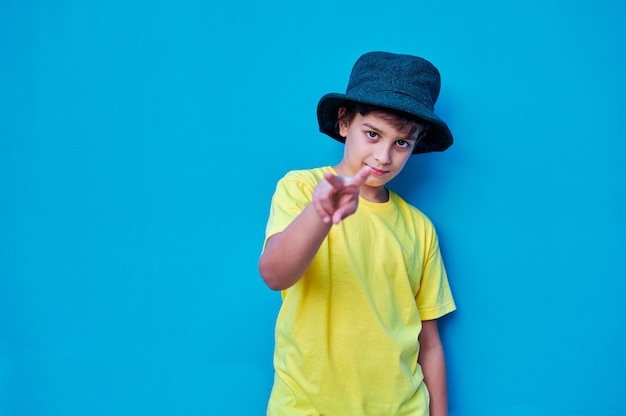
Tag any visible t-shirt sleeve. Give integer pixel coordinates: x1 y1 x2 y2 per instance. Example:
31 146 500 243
415 223 456 320
264 171 316 248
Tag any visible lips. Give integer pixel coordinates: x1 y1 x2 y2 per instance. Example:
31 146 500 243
368 166 389 176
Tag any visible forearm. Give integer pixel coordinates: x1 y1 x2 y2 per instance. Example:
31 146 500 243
258 203 332 290
420 345 448 415
418 320 449 416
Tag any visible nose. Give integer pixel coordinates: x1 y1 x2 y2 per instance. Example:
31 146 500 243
374 143 392 165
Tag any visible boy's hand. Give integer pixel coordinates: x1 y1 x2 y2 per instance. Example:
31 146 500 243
312 166 371 224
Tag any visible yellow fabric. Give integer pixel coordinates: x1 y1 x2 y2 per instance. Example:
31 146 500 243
264 167 456 416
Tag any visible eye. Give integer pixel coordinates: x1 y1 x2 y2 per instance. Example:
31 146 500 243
366 131 379 139
396 140 412 149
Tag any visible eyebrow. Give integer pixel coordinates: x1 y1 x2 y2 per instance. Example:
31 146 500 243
361 122 417 142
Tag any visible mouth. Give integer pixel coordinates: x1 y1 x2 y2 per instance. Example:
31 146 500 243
367 165 390 177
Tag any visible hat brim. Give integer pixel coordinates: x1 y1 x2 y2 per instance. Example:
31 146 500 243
317 93 453 154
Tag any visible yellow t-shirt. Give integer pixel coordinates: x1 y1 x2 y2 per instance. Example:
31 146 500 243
264 167 456 415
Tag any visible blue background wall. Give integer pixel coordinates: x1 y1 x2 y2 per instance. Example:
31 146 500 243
1 1 624 415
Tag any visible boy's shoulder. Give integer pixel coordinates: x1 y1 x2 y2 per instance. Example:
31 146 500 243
280 166 331 185
389 190 436 228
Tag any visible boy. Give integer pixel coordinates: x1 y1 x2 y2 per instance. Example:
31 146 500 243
259 51 456 415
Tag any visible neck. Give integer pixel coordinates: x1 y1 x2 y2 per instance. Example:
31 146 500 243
360 185 389 203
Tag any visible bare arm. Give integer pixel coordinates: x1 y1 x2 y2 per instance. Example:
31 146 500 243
259 204 332 290
418 319 449 416
258 167 371 291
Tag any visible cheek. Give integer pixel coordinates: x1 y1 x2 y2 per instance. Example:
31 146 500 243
391 157 407 173
394 153 412 170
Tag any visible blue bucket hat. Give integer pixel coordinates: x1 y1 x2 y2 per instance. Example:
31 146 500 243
317 51 453 154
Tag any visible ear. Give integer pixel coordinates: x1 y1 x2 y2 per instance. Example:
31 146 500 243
337 107 349 138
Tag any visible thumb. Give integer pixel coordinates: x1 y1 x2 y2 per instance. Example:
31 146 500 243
325 171 348 190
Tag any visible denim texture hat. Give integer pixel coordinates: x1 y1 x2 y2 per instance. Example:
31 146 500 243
317 51 453 154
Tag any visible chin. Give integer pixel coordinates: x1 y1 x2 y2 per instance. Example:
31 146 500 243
366 178 389 188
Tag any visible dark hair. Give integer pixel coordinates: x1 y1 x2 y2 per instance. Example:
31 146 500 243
336 101 429 142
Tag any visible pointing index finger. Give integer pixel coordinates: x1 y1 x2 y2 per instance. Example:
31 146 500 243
351 166 372 186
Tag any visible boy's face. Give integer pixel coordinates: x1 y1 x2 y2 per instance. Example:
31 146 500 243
337 110 423 201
